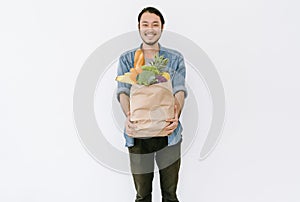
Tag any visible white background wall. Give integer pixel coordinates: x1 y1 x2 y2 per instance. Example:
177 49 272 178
1 0 300 201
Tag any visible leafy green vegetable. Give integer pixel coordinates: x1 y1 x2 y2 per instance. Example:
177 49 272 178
136 53 169 85
136 70 157 85
149 54 169 71
141 66 160 75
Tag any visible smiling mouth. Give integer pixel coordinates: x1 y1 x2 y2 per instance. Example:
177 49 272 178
145 32 156 37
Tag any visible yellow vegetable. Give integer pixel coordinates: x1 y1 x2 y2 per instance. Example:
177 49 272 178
115 74 136 84
162 72 170 80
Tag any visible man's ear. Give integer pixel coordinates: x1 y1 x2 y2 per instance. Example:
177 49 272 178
161 25 164 31
138 23 140 30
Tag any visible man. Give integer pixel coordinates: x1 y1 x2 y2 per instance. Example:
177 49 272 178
116 7 187 202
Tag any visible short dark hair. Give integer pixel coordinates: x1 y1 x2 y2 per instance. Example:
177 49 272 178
138 7 165 25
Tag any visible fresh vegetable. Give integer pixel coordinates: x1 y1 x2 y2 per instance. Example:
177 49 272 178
115 73 136 84
116 52 170 86
136 53 170 85
136 70 157 86
161 72 170 80
141 66 160 75
156 75 167 83
148 54 169 72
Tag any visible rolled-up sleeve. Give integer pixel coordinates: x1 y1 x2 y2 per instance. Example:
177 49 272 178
172 55 188 98
116 56 132 102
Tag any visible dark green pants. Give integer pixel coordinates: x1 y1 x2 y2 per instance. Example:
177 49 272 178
128 137 181 202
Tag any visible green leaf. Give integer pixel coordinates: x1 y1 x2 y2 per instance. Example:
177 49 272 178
136 70 157 85
141 65 160 75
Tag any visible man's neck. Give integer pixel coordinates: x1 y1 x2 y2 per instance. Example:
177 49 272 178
142 43 160 59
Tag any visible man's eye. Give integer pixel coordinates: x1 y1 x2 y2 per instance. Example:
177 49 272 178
153 24 159 27
142 24 148 27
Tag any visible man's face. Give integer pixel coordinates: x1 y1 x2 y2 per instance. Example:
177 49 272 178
139 12 163 46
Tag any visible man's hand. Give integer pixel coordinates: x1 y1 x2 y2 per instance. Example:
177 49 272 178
125 112 137 136
164 105 179 135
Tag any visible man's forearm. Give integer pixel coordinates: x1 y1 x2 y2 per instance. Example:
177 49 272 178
174 91 185 118
119 93 130 116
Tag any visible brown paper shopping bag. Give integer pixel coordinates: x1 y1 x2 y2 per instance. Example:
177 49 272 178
129 80 175 138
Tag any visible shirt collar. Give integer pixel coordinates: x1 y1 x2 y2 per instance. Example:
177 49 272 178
139 43 163 52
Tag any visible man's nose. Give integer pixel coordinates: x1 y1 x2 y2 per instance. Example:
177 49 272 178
144 27 154 31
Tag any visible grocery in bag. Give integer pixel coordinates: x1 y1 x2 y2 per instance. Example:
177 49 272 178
116 49 174 137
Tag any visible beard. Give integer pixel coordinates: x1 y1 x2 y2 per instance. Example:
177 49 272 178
141 37 160 46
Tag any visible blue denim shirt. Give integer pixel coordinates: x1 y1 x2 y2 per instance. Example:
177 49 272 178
116 44 188 147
